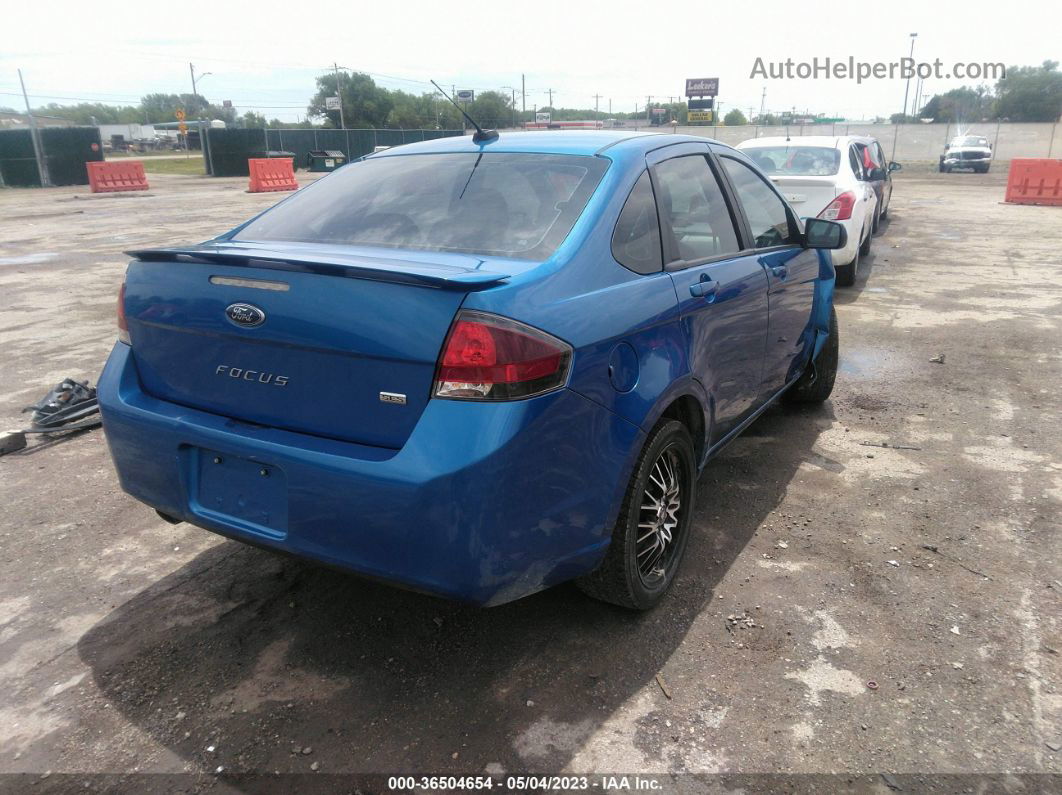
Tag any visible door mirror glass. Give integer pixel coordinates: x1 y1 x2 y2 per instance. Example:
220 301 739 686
867 167 886 181
804 218 848 250
888 161 902 173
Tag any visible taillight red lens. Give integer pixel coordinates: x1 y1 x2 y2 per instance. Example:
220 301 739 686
434 311 572 400
117 282 130 344
818 191 856 221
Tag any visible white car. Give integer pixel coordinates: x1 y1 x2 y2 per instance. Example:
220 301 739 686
940 134 993 173
736 136 878 286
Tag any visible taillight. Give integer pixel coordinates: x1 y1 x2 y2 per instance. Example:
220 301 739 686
818 191 856 221
117 282 130 345
434 311 572 400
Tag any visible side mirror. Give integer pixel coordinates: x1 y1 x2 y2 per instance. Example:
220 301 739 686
888 161 902 172
804 218 848 250
867 167 886 181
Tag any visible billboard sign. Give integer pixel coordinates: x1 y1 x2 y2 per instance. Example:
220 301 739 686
687 110 714 123
536 112 551 123
687 97 714 110
325 96 341 110
685 78 719 97
456 89 475 103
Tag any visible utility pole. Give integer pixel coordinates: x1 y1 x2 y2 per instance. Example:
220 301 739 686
521 74 526 116
512 88 517 128
759 86 767 121
608 98 612 116
333 63 346 129
546 88 554 109
17 69 50 187
646 96 652 124
901 32 919 121
189 62 212 100
593 93 602 117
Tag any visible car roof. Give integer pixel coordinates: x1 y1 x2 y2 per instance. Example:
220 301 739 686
738 135 859 149
368 130 728 158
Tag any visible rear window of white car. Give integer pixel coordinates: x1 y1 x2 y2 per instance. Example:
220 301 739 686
740 146 840 176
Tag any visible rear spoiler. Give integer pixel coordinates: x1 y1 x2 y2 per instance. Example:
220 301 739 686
126 245 511 290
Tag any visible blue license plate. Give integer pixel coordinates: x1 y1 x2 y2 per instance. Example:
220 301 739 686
190 448 288 539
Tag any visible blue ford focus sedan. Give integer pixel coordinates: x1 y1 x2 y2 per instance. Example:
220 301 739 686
98 131 846 609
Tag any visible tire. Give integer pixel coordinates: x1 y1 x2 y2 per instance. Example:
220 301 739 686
872 206 881 234
835 244 858 287
880 200 889 220
576 419 696 610
784 305 839 404
859 222 872 256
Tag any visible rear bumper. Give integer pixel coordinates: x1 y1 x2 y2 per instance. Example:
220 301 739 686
98 343 644 605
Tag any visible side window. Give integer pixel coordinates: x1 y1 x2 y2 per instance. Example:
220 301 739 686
720 156 798 249
612 170 662 274
875 143 887 169
652 155 740 263
849 146 864 179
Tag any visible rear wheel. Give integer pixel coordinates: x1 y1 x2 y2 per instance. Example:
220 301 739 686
784 305 838 404
577 419 696 610
859 222 873 256
835 244 859 287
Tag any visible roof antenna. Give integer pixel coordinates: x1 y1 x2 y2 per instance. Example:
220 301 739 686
431 80 499 144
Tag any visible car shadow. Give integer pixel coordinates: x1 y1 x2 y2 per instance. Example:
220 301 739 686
77 402 834 775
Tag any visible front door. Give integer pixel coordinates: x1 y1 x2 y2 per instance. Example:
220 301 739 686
719 153 820 391
647 144 770 444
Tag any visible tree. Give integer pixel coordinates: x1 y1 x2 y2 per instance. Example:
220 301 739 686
308 72 394 128
919 86 993 122
241 111 268 128
994 61 1062 121
723 108 748 126
468 91 512 128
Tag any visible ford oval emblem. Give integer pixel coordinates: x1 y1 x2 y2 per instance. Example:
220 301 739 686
225 303 266 328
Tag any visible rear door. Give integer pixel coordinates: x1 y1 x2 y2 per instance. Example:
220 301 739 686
875 141 892 209
647 143 769 442
717 152 820 393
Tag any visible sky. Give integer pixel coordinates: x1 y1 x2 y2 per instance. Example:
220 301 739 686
2 0 1059 124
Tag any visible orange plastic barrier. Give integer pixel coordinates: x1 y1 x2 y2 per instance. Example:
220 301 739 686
1004 158 1062 207
248 157 298 193
86 161 149 193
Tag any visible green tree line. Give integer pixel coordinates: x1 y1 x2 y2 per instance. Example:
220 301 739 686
19 61 1061 130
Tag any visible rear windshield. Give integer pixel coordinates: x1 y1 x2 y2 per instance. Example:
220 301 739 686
741 146 841 176
234 152 608 260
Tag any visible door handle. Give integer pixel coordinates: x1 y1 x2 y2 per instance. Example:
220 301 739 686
689 278 719 299
771 265 788 279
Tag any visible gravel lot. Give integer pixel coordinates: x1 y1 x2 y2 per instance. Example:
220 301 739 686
0 165 1059 790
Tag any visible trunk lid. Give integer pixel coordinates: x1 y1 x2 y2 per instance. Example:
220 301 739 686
123 242 521 449
766 176 839 218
